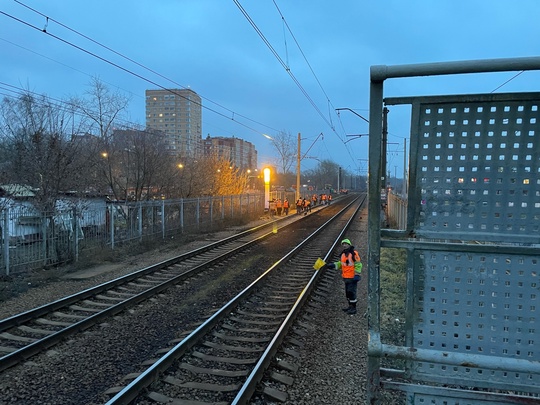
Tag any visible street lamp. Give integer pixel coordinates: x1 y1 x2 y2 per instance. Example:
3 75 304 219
263 167 271 212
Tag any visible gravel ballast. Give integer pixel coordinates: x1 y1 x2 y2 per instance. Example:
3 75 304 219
0 209 371 404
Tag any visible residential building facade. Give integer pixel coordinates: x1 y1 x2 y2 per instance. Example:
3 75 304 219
145 88 202 157
203 135 257 170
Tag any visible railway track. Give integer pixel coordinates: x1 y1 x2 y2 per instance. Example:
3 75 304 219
103 194 366 404
0 201 334 373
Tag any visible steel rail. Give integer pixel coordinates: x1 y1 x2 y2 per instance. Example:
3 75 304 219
0 209 321 372
105 194 366 404
231 193 367 404
0 219 276 331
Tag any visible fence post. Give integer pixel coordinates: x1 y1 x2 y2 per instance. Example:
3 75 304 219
180 199 184 233
138 203 143 242
110 205 115 250
221 196 225 220
196 198 200 229
41 215 47 267
210 196 213 226
161 200 165 239
73 207 79 263
2 209 9 275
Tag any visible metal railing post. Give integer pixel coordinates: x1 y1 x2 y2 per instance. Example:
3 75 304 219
2 209 9 275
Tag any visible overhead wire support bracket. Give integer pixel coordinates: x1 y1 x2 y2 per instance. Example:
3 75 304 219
335 107 369 123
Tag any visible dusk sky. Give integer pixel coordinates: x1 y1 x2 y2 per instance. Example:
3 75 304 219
2 1 540 177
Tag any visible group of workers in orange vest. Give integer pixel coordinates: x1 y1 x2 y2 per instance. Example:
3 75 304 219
270 193 332 216
270 198 290 216
295 193 332 215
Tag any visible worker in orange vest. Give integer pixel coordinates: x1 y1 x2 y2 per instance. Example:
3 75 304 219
276 199 283 216
321 194 327 205
324 238 362 315
283 198 290 215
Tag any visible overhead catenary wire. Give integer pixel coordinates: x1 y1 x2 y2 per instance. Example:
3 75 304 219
232 0 334 131
5 1 366 172
2 4 281 137
0 82 196 146
233 0 365 172
272 0 339 129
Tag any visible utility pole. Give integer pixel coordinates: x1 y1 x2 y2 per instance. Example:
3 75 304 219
296 132 301 201
381 107 389 189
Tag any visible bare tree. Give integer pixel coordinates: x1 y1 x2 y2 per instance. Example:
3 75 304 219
0 91 90 211
71 78 135 200
75 77 130 140
270 130 296 174
304 159 340 191
197 155 246 196
103 128 176 201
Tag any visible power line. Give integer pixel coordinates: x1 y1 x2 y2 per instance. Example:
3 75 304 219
491 71 525 93
232 0 365 170
271 0 338 127
232 0 334 130
0 81 148 133
2 4 280 137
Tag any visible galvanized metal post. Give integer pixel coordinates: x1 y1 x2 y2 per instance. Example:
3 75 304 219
180 199 184 233
2 209 9 275
73 207 79 263
367 74 384 404
138 204 143 242
161 200 165 239
41 215 47 267
110 206 115 250
210 196 213 226
221 196 225 220
196 198 200 230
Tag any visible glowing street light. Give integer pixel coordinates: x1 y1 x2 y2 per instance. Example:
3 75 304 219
263 167 271 212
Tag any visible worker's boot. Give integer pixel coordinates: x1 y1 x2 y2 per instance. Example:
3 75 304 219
346 302 357 315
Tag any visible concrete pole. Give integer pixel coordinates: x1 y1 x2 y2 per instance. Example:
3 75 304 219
296 132 301 201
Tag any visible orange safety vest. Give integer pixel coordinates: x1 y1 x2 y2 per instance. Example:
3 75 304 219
277 200 283 208
339 251 361 279
283 200 289 208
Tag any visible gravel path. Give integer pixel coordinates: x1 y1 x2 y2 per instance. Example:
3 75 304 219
277 208 369 404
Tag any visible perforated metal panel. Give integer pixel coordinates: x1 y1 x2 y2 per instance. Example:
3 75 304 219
379 92 540 403
411 94 540 244
412 249 538 391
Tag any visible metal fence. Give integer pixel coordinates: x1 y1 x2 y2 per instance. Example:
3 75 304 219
386 192 407 230
367 58 540 403
1 193 265 275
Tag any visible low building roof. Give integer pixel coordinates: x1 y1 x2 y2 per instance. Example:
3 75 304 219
0 184 37 198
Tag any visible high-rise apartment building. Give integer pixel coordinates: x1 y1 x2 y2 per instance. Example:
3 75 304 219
203 135 258 170
145 88 202 157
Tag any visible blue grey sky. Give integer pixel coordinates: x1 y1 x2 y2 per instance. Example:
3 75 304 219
2 1 540 177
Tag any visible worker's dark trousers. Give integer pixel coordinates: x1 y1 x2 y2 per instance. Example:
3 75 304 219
343 276 360 306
